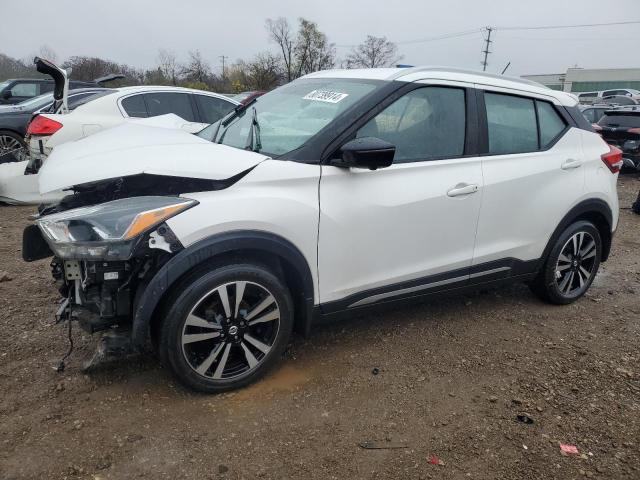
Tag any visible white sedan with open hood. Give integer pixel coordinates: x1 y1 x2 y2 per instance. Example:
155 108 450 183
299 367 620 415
25 67 618 393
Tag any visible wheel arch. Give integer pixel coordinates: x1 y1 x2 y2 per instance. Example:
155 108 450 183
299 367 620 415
132 230 316 349
541 198 614 266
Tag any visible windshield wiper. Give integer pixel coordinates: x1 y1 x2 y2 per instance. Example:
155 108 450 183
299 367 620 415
244 107 262 152
212 97 258 143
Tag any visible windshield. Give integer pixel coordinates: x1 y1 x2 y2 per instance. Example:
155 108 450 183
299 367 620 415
198 78 381 156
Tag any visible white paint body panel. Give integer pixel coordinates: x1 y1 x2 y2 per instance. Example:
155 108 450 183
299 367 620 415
166 160 321 300
38 123 267 193
0 161 66 204
318 158 483 303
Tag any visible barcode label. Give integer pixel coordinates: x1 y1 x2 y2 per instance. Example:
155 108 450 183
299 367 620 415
303 90 349 103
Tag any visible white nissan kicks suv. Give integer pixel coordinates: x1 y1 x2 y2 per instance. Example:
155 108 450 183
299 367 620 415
23 67 621 392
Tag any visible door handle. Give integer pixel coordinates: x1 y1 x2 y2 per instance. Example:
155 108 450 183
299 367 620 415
447 183 479 197
561 159 582 170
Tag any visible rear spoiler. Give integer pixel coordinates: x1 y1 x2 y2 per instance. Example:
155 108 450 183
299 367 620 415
93 73 125 85
34 57 69 113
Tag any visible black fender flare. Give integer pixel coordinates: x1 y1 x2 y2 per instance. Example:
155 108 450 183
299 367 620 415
131 230 315 348
540 198 614 266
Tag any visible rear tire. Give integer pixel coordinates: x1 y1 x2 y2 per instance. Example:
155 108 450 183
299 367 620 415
0 130 26 164
530 221 602 305
158 262 294 393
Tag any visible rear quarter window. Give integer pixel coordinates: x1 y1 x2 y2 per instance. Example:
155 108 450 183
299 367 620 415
536 101 567 147
121 94 148 118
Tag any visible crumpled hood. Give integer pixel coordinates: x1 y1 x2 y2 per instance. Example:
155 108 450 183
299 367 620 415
38 122 269 193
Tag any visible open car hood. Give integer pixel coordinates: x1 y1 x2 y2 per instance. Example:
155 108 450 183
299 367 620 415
38 123 269 194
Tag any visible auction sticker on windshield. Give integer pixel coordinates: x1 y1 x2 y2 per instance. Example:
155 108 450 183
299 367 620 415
303 90 349 103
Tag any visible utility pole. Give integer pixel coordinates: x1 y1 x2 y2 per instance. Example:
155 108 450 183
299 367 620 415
481 27 493 72
219 55 229 80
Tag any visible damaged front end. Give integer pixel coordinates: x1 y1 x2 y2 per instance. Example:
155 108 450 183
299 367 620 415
25 193 197 345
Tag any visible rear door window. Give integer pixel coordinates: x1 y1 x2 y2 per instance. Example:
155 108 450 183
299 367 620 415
485 92 538 155
144 92 196 121
121 94 148 118
194 95 235 124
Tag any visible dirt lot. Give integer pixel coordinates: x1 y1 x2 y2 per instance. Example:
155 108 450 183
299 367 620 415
0 178 639 480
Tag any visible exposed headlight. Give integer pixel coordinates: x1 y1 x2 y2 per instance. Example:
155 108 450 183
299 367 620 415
37 196 197 260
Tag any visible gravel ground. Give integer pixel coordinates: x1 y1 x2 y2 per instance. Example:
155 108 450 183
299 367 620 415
0 177 639 480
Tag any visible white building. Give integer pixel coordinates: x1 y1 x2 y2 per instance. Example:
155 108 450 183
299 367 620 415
522 67 640 93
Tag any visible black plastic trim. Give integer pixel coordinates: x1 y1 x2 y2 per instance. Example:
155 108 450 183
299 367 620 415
319 257 539 315
539 198 614 263
131 230 315 347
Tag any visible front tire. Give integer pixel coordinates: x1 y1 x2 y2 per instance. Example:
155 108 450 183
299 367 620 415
159 262 294 393
530 221 602 305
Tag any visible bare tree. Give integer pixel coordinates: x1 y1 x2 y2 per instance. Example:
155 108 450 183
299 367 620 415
157 48 179 85
247 52 281 90
266 17 295 83
181 50 211 84
345 36 401 68
294 18 335 77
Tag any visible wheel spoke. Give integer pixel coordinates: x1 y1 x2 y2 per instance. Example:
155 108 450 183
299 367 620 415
556 263 572 272
558 253 571 264
577 268 586 288
234 281 246 319
182 331 221 345
571 234 579 255
217 286 231 319
245 294 275 321
581 241 596 260
244 333 271 354
241 342 259 369
185 313 221 330
212 343 232 379
558 270 573 293
247 309 279 327
195 343 225 375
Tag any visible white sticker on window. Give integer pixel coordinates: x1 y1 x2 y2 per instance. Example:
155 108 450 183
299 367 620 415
303 90 349 103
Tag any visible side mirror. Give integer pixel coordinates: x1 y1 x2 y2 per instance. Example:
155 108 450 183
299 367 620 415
1 90 12 99
332 137 395 170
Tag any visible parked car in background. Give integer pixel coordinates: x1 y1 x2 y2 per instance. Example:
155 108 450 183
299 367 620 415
27 86 239 170
600 95 638 106
0 88 111 162
594 106 640 170
576 88 640 105
0 78 105 105
24 66 620 392
231 90 266 105
579 104 612 124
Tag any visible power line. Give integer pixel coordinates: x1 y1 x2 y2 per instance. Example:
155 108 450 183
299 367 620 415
334 20 640 49
496 19 640 31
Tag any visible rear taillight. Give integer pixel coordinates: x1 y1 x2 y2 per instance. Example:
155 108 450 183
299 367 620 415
27 115 63 135
601 145 623 173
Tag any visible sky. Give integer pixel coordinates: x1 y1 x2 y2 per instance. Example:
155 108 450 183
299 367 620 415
1 0 639 77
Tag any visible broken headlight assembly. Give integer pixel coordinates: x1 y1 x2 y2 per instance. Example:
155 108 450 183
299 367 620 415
37 196 197 260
